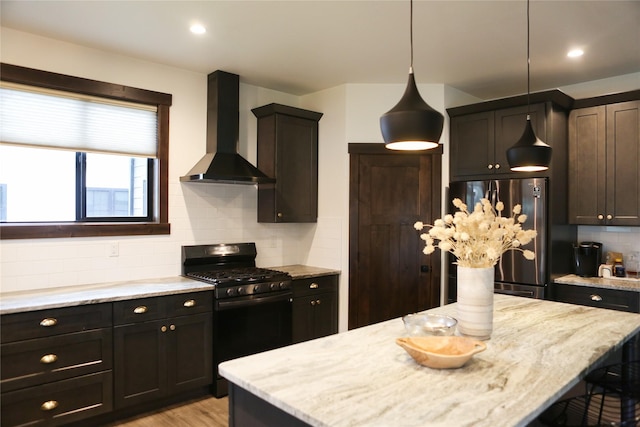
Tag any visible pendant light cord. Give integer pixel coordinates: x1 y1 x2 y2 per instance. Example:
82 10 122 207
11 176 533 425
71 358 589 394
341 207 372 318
526 0 531 115
410 0 414 73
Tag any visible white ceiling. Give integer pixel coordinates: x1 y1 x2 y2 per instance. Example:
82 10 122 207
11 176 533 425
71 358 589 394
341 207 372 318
1 1 639 100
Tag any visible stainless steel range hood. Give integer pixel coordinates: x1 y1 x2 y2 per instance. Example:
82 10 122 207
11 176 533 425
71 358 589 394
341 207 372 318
180 70 275 184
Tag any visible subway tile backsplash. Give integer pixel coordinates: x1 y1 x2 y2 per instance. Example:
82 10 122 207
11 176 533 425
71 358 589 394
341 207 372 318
577 225 640 262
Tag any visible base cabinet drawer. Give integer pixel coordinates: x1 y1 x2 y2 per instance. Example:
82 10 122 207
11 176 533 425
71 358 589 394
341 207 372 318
1 371 113 427
552 283 640 313
1 329 112 392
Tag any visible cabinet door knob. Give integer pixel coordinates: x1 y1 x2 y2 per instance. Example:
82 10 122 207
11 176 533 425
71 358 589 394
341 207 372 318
40 354 58 364
316 299 321 305
590 294 603 302
277 212 283 218
494 163 500 169
40 400 58 411
597 214 604 220
606 214 613 220
170 324 176 331
133 306 148 314
487 164 493 170
310 283 319 289
183 299 196 307
39 318 57 327
161 325 167 332
310 300 316 306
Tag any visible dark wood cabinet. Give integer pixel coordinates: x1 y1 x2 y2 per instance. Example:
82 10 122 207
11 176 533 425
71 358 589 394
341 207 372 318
0 304 113 427
568 100 640 225
113 291 213 409
448 90 572 182
552 283 640 313
451 104 546 178
292 275 338 343
253 103 323 223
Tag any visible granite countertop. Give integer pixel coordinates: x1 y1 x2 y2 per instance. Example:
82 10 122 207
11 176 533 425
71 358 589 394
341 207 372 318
0 277 213 315
555 274 640 292
219 294 640 427
0 265 340 315
271 264 341 279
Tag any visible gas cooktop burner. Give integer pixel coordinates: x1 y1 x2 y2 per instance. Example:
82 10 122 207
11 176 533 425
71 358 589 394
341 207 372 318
187 267 290 285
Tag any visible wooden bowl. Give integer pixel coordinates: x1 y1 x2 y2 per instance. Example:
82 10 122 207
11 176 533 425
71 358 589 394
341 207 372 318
396 336 487 369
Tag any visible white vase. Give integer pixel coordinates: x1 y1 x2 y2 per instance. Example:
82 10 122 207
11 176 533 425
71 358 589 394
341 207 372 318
456 266 494 340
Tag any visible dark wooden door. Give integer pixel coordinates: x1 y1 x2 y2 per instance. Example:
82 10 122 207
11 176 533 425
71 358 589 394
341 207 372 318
348 144 442 329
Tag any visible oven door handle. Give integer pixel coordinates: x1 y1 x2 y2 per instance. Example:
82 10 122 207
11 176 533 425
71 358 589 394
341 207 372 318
216 291 293 311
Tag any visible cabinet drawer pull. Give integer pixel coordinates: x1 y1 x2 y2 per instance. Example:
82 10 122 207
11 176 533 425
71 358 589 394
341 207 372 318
39 318 57 327
40 354 58 364
309 283 319 289
590 294 603 302
133 306 148 314
183 299 196 307
41 400 58 411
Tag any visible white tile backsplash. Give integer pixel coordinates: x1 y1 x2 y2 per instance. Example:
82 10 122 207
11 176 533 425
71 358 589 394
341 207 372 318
577 225 640 261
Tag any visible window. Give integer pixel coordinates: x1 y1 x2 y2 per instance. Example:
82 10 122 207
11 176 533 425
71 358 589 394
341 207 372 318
0 63 172 239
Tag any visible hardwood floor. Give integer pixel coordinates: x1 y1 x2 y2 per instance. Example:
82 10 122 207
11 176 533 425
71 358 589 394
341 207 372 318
109 396 228 427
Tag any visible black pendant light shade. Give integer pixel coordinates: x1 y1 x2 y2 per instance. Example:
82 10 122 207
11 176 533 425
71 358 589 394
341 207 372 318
381 0 444 151
507 0 551 172
506 115 552 172
381 70 444 150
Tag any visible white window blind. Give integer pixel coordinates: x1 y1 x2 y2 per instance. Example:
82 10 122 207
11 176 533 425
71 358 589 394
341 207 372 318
0 82 158 157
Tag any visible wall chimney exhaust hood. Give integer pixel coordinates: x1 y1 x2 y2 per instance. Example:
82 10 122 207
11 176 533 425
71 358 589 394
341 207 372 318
180 70 275 184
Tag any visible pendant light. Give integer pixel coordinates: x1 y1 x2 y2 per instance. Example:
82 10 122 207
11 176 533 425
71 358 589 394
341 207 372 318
380 0 444 151
507 0 552 172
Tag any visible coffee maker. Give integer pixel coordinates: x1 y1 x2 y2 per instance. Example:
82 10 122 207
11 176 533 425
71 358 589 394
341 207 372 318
573 242 603 277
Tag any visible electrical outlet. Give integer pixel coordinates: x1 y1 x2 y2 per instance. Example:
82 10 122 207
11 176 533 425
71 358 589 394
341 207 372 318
109 242 119 257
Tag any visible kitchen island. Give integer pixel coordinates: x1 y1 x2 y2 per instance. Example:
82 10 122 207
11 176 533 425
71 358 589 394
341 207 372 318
219 294 640 427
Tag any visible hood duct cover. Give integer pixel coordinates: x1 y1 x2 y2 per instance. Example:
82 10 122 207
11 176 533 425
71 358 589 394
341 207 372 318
180 70 275 184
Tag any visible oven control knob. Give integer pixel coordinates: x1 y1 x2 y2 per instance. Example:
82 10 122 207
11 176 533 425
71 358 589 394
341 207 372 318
253 285 261 293
237 287 245 295
226 288 234 297
270 282 278 291
279 281 286 289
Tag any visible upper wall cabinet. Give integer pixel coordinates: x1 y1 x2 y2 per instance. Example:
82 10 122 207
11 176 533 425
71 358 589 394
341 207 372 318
448 90 573 182
568 100 640 226
253 104 323 223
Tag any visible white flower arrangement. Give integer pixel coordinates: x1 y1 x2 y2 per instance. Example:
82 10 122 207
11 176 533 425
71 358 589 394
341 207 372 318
414 198 537 268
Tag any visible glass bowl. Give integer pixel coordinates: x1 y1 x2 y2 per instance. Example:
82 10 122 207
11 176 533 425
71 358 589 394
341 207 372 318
402 313 457 336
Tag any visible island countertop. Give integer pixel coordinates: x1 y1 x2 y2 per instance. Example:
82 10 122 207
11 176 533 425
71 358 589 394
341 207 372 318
219 294 640 427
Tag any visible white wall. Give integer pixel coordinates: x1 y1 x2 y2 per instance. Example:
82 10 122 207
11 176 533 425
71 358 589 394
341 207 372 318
0 28 330 293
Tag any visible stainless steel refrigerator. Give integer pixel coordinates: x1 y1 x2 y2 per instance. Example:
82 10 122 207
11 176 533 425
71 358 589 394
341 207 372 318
448 178 549 300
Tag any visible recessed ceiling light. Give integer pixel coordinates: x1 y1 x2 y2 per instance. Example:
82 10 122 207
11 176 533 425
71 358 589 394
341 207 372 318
190 24 206 35
567 48 584 58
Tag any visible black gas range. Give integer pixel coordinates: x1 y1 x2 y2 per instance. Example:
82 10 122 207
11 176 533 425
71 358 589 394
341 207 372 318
181 243 293 397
